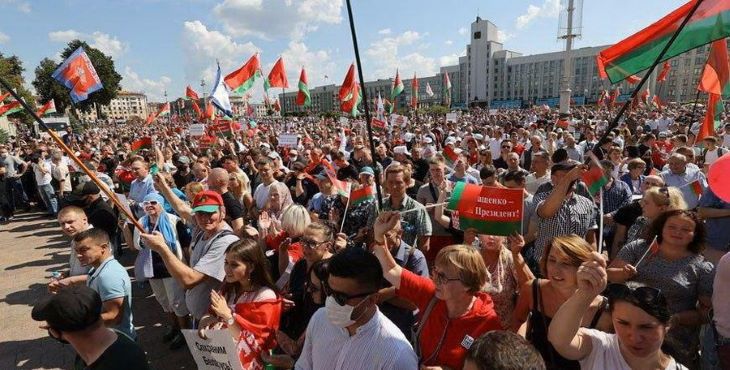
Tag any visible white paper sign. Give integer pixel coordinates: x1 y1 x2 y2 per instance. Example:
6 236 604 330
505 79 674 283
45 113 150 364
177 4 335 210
488 109 498 115
339 116 349 125
390 114 409 127
189 124 206 137
182 329 243 370
446 112 458 123
278 133 299 148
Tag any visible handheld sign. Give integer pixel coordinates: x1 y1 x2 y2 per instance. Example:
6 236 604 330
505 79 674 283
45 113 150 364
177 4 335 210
448 183 524 236
181 329 243 370
189 124 206 137
446 112 458 122
278 133 298 148
390 114 409 127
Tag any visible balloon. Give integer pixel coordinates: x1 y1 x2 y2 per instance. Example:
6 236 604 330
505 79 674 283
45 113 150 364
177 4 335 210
707 153 730 202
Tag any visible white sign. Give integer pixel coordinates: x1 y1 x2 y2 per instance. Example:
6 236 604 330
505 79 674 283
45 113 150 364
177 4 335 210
278 133 299 148
182 329 243 370
339 116 349 125
390 114 409 127
488 109 498 115
446 112 458 123
189 124 206 137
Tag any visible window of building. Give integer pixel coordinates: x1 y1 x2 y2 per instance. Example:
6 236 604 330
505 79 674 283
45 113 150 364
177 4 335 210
474 31 481 39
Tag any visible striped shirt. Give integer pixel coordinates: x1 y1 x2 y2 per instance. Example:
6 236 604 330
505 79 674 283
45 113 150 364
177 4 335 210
532 192 597 263
295 308 418 370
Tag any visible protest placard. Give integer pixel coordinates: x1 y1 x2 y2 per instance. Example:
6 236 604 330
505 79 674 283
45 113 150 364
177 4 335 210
278 133 299 148
446 112 458 122
182 329 242 370
189 124 206 137
390 114 408 127
447 183 523 236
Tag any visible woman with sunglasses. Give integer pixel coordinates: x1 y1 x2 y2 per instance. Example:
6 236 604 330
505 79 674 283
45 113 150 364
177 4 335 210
371 211 501 370
549 251 687 369
513 234 612 370
608 210 714 368
132 192 191 349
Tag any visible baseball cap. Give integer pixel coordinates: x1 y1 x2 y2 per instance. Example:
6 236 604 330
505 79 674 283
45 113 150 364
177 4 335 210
359 166 375 177
31 285 102 332
191 190 224 213
177 156 191 165
393 146 410 156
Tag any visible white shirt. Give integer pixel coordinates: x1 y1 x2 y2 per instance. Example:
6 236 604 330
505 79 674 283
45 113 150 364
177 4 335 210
253 181 278 210
33 162 52 186
295 308 417 370
525 171 550 195
579 329 687 370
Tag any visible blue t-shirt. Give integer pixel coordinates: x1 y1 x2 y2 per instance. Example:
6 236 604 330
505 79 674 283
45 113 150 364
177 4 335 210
87 257 135 339
698 187 730 252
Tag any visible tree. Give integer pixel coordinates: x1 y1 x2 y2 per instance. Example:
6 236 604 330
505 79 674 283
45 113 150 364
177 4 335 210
0 52 36 123
33 40 122 114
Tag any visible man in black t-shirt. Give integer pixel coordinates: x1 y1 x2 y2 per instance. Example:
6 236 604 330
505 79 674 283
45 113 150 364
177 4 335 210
32 285 150 370
208 168 244 234
332 151 358 181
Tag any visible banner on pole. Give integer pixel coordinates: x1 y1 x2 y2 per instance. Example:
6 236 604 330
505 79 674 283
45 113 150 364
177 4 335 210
278 133 299 148
448 183 523 236
189 124 206 137
446 112 458 122
181 329 243 370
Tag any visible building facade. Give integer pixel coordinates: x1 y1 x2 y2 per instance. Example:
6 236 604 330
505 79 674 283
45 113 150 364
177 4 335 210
100 91 148 121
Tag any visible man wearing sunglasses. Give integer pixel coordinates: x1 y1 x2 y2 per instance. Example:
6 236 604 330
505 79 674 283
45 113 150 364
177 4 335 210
296 247 417 370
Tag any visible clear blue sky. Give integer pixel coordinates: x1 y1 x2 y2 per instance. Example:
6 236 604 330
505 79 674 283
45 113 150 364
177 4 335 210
0 0 686 102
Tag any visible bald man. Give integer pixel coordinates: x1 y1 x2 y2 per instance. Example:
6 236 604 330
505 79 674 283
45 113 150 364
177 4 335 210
57 206 93 277
208 168 244 234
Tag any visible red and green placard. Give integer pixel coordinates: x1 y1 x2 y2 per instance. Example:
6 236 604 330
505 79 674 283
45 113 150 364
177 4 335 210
448 182 523 236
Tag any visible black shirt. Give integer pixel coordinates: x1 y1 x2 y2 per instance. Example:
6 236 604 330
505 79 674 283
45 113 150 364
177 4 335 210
85 198 118 239
285 176 319 207
614 200 643 228
412 158 429 183
74 331 150 370
221 191 244 223
336 163 359 182
172 170 194 190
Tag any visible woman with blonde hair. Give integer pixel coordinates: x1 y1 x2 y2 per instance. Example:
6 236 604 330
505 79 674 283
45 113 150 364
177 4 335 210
263 205 311 288
371 211 501 369
183 182 204 203
228 171 253 214
513 234 612 370
625 186 686 244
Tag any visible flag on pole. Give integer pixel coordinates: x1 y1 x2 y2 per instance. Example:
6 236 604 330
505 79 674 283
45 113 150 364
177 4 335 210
699 93 724 140
296 68 311 107
156 102 171 117
608 87 620 107
390 69 404 101
204 101 214 121
321 160 352 196
273 97 281 112
597 90 608 106
652 95 664 111
443 145 459 168
690 179 704 197
36 100 57 116
131 137 153 153
657 61 671 82
339 64 361 116
185 86 199 100
582 152 610 196
210 62 233 117
597 0 730 84
696 39 729 140
411 72 419 109
640 88 650 105
636 236 660 267
264 57 289 92
350 185 375 206
225 53 262 95
443 72 452 108
425 82 434 97
0 101 22 117
51 47 103 103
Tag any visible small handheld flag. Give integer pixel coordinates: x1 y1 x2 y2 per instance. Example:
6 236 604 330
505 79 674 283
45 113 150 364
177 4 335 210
636 236 660 268
51 47 103 103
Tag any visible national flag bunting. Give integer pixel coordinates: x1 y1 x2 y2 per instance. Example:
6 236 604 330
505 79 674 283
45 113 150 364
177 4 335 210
597 0 730 84
131 137 153 153
225 53 262 95
350 185 375 206
582 152 610 196
296 68 311 107
51 47 103 103
264 57 289 92
36 100 57 116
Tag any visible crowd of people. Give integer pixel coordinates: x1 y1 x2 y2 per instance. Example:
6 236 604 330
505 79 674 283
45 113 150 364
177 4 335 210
2 102 729 369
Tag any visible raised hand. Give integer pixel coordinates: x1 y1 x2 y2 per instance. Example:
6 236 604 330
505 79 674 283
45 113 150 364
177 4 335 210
576 252 607 298
507 233 526 255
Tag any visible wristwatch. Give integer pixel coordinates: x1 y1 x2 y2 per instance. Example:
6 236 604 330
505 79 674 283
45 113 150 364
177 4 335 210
225 314 235 326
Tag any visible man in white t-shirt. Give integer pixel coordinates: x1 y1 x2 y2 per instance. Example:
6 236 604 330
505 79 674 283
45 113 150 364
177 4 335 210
32 152 58 216
253 157 279 211
701 136 727 169
57 206 93 277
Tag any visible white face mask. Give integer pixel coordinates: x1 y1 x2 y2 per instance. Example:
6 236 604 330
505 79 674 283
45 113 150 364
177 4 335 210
325 295 370 328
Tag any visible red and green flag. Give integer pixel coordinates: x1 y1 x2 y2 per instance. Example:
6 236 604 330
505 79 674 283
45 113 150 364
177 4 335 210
443 145 459 167
582 152 610 196
391 69 404 101
296 68 311 107
0 101 22 117
321 160 351 196
657 61 671 82
225 53 262 95
447 183 524 236
411 72 419 109
690 179 704 197
697 38 729 140
131 137 152 153
36 100 57 116
273 97 281 113
597 0 730 84
350 185 375 207
156 102 170 117
443 72 452 108
339 64 361 117
185 85 199 100
264 57 289 92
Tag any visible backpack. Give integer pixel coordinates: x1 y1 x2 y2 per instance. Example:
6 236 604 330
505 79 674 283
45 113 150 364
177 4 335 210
701 147 727 165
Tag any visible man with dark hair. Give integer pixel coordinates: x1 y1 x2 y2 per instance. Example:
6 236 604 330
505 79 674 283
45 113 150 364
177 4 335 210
208 168 244 235
479 165 499 187
463 331 545 370
48 228 136 340
296 247 417 370
32 285 150 370
285 161 319 206
332 150 359 182
492 140 513 170
253 156 280 211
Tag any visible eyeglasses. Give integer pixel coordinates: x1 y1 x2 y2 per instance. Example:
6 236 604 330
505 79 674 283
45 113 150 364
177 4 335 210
325 285 375 306
432 269 461 285
142 200 159 206
300 238 329 250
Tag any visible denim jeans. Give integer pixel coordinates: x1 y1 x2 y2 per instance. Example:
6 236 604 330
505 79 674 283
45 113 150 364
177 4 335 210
37 183 58 215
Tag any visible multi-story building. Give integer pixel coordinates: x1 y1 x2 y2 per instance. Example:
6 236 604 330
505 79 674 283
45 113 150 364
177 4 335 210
279 16 727 113
100 91 148 121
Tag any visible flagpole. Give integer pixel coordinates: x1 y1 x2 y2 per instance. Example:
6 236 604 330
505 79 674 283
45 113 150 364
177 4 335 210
593 0 706 156
345 0 382 208
598 188 604 255
339 195 351 233
0 76 145 232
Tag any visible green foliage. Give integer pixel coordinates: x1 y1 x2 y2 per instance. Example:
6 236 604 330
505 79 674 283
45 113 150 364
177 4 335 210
0 52 36 122
425 105 450 116
32 40 122 114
